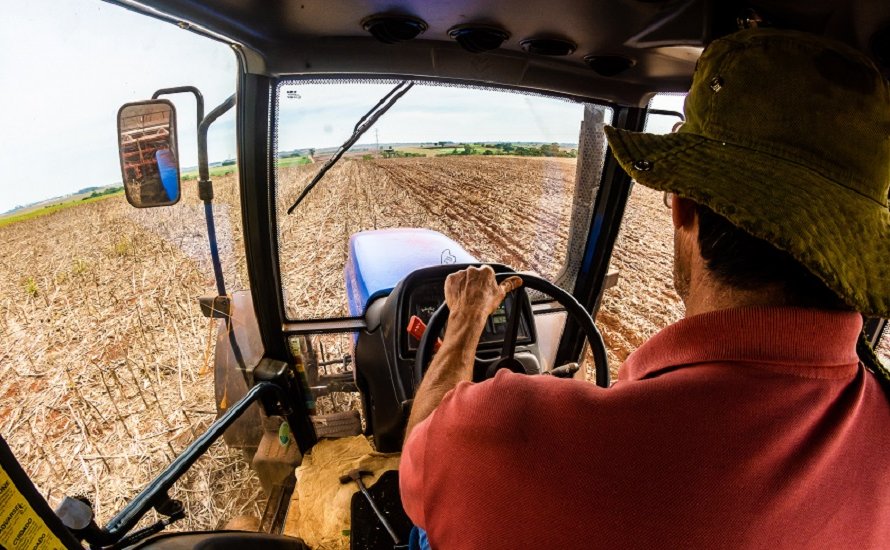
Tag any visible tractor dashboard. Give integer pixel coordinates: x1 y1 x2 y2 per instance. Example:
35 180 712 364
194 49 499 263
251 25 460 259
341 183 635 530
354 262 541 452
403 278 532 352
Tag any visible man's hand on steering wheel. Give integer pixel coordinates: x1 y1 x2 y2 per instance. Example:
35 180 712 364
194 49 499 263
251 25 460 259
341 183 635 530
406 264 609 442
444 265 523 327
405 266 522 440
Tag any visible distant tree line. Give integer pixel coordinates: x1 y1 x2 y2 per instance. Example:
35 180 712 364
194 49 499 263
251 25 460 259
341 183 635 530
435 142 577 158
279 149 310 158
380 147 425 159
82 186 123 200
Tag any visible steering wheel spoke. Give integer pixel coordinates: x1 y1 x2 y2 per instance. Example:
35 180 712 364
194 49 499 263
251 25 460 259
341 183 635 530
499 286 524 360
484 287 529 377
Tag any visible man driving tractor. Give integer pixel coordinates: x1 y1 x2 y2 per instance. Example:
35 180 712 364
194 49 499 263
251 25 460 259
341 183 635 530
400 28 890 548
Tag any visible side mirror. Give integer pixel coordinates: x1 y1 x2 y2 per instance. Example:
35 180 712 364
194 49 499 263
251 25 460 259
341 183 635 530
117 100 181 208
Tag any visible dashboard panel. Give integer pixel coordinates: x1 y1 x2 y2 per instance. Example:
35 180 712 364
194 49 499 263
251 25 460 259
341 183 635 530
403 278 532 353
353 263 540 453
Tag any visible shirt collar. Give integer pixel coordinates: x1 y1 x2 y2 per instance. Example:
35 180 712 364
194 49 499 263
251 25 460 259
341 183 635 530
619 307 863 382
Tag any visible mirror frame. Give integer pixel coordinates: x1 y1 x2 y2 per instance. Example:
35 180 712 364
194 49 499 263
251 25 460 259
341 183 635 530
117 99 182 208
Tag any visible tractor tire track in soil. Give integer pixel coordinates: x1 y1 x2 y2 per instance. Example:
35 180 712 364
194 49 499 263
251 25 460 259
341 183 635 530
375 163 533 267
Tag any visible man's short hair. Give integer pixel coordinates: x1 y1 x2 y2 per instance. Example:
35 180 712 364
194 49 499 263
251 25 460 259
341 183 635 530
695 203 851 311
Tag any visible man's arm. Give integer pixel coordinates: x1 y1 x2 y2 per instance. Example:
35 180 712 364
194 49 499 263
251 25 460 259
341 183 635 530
404 265 522 440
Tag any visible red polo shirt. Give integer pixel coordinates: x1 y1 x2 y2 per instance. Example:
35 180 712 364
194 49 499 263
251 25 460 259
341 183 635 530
400 307 890 549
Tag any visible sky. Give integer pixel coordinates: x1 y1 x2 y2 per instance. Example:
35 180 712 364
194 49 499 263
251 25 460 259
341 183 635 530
277 83 598 151
276 84 685 152
0 0 685 213
0 0 236 213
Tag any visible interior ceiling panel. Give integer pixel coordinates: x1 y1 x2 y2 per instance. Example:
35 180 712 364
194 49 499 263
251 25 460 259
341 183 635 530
110 0 890 104
122 0 663 54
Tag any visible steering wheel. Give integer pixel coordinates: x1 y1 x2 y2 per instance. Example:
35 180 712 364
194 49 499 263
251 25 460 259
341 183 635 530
414 271 610 388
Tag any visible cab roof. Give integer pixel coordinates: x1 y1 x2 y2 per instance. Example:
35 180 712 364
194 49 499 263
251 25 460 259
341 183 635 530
111 0 890 105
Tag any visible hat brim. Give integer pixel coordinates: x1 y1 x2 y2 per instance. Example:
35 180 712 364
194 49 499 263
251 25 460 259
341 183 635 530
605 126 890 318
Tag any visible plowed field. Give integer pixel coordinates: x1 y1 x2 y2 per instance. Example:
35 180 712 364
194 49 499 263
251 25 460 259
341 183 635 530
0 175 259 532
277 156 579 320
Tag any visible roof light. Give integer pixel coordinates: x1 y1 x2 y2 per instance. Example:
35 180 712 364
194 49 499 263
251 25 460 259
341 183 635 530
448 25 510 53
583 55 636 76
361 14 428 44
519 37 577 56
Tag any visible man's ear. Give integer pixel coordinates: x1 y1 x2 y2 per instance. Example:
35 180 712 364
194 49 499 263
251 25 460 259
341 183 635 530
671 195 697 231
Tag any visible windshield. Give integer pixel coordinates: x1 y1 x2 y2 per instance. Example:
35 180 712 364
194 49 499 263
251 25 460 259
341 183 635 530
275 80 612 320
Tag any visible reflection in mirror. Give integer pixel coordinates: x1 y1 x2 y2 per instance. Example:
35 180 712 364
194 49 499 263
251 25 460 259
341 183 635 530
118 100 181 207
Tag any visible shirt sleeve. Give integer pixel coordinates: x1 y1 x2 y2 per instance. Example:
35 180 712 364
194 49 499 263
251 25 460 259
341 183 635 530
399 376 529 532
398 373 534 543
399 376 481 529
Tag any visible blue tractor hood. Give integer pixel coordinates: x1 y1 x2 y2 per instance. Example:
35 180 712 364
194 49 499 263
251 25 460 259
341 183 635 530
345 228 477 316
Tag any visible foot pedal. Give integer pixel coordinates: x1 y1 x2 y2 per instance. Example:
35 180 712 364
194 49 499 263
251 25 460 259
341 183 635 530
312 410 362 438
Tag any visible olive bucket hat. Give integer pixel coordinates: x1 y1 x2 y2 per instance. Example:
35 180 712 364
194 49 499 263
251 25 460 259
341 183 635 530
604 28 890 318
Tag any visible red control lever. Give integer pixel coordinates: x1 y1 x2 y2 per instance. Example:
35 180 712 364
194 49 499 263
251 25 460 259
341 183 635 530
407 315 442 352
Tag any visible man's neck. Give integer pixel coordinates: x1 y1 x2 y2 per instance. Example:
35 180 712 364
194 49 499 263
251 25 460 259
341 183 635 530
683 271 787 318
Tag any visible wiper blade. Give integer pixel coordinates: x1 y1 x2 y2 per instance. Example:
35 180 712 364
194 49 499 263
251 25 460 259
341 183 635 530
286 80 414 215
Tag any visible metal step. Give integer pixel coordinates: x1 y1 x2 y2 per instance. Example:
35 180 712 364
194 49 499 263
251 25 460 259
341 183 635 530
311 410 363 439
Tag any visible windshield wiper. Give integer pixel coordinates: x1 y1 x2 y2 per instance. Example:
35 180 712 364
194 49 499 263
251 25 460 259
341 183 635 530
286 80 415 215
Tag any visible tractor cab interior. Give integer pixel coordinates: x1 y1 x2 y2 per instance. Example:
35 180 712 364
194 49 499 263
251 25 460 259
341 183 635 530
3 0 889 549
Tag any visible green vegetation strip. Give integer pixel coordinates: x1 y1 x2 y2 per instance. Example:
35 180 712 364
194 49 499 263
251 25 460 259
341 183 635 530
181 164 238 180
277 156 312 168
0 188 124 228
181 156 310 180
370 143 578 159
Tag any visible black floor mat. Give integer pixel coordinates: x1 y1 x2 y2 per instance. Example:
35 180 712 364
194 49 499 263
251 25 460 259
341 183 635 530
350 470 413 549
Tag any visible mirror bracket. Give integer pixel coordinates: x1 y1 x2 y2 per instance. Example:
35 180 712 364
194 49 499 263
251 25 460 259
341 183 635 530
198 178 214 201
199 296 231 319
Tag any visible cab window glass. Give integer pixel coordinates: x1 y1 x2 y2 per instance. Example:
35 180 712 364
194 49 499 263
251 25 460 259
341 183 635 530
0 1 250 531
595 94 686 376
274 81 612 320
878 328 889 366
